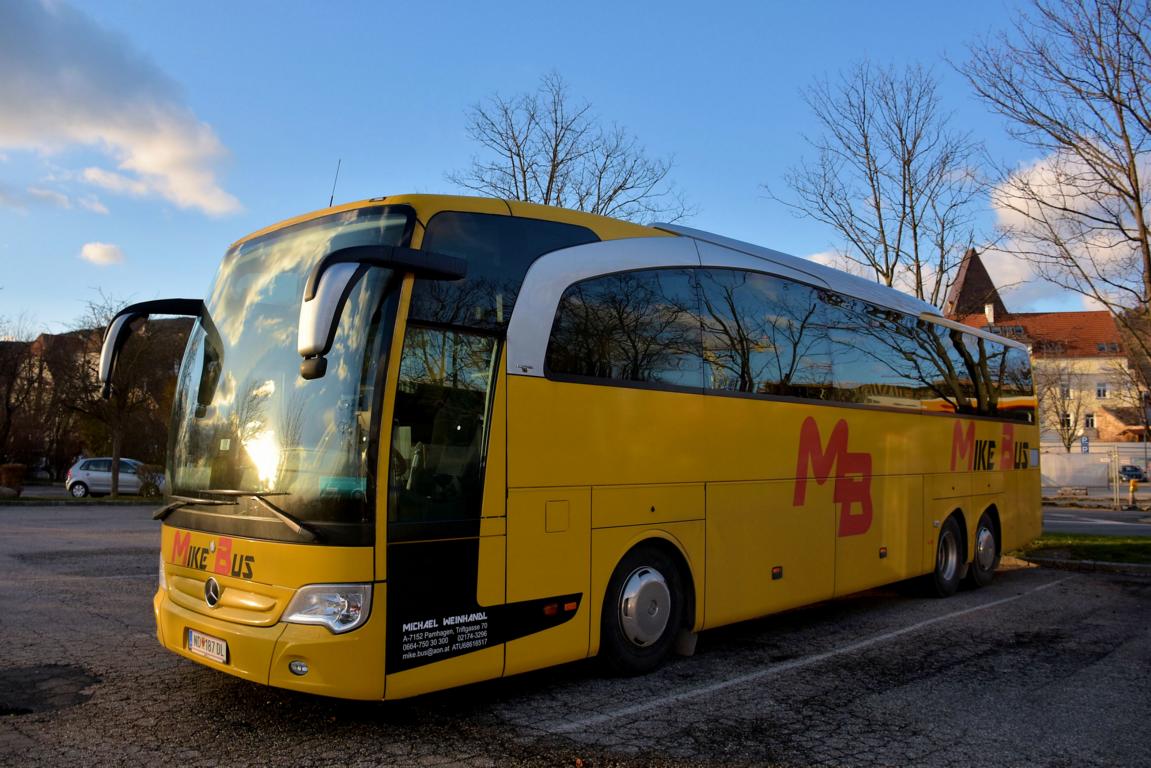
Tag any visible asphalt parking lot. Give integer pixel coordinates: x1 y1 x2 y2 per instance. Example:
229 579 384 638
1 504 1149 767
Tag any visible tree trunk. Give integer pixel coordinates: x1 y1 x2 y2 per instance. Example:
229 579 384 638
110 427 122 499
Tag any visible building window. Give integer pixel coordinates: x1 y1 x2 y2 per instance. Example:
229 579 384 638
1085 413 1096 429
1097 382 1109 398
1097 343 1107 352
1060 384 1071 399
1061 412 1072 429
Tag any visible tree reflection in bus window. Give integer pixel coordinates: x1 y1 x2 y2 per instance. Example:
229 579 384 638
821 294 926 409
697 269 832 398
413 212 599 330
546 269 703 389
388 326 498 527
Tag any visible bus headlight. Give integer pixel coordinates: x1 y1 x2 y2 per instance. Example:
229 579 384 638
283 584 372 634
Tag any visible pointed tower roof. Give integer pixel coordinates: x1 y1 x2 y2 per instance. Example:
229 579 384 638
944 248 1008 320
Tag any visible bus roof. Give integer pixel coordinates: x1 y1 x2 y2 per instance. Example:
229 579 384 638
230 194 662 249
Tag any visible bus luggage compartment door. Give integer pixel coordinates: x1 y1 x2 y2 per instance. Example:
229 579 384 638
504 487 591 676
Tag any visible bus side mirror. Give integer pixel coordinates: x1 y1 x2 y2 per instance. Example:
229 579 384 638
99 298 219 405
99 312 144 398
298 245 466 381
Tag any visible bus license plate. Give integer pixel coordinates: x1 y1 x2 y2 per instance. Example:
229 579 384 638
188 628 227 663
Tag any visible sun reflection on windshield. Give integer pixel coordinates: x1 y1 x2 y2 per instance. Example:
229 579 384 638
242 428 281 489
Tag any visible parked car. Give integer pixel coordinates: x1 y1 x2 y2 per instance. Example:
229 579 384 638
1118 464 1148 482
65 458 164 497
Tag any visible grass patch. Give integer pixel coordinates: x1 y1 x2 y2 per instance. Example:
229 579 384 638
1013 533 1151 564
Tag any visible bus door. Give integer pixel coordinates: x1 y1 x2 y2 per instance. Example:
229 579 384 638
382 323 507 697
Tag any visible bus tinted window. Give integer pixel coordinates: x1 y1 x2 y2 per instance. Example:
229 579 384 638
414 212 598 330
546 269 703 389
917 322 1034 422
389 326 499 539
821 293 924 409
697 269 833 398
545 266 1032 421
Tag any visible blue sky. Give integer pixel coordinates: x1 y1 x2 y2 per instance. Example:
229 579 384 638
1 0 1052 334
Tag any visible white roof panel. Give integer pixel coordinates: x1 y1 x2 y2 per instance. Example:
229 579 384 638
655 223 943 319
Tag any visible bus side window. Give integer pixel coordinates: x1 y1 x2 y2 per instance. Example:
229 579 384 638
545 269 704 390
697 269 832 398
821 295 924 409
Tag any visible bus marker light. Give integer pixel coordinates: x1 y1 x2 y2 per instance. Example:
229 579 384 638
289 660 309 676
879 547 888 559
771 566 783 580
543 603 559 617
563 601 578 612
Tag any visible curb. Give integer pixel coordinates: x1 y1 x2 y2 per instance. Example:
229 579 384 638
0 499 157 507
1042 499 1151 512
1022 556 1151 576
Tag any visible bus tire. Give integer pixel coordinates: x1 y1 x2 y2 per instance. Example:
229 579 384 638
600 545 685 676
965 512 1000 588
928 516 963 598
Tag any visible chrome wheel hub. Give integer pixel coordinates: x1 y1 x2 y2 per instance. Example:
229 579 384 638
938 529 959 582
619 566 670 647
975 525 997 571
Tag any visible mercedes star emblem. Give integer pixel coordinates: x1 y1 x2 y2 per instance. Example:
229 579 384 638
204 577 221 608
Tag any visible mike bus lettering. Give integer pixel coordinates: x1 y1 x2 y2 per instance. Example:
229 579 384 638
951 420 1030 472
171 531 255 580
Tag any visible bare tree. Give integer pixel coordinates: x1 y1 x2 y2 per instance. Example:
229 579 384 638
448 72 690 223
774 62 984 306
0 315 34 462
1034 360 1090 452
1107 311 1151 454
964 0 1151 360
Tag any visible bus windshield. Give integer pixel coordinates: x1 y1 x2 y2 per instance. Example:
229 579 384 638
165 206 413 546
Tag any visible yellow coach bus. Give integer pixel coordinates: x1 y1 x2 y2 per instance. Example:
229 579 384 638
100 194 1041 700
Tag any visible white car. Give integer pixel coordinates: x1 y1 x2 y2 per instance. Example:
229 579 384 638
65 458 164 498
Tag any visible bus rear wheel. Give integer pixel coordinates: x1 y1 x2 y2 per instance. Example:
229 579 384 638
928 516 963 598
600 545 685 676
965 512 1000 588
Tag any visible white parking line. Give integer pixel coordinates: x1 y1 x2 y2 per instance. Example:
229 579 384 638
548 575 1074 734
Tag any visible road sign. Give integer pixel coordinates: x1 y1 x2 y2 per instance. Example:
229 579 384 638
1081 435 1090 453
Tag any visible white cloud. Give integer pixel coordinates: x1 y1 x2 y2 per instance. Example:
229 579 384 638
805 250 842 269
77 195 109 215
0 1 240 216
26 186 71 209
82 167 150 197
80 242 124 266
987 152 1139 312
0 183 108 215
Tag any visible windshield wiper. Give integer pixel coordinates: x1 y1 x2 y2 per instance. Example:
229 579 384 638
153 495 237 521
194 490 322 543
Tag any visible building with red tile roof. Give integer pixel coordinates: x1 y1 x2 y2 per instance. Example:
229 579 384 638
947 249 1148 446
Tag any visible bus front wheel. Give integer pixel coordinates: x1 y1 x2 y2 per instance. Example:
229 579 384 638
928 516 963 598
600 545 685 676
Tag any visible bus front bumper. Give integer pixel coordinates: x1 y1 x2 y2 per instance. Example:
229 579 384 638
153 586 388 700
